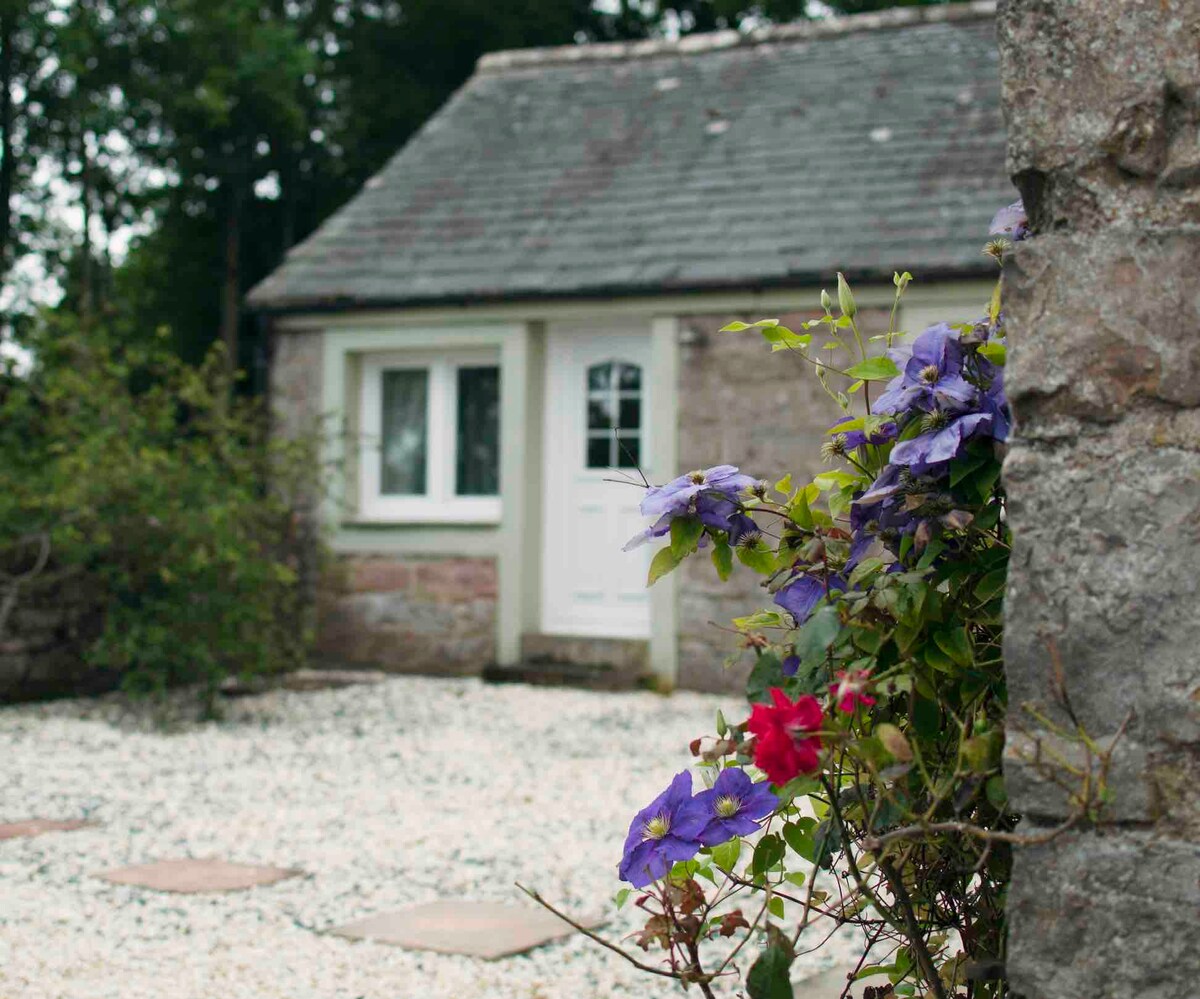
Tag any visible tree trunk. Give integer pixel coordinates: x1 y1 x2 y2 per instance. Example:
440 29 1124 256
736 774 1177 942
79 131 94 323
219 179 244 373
0 10 15 278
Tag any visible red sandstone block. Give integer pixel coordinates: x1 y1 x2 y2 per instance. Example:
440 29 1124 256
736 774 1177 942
415 558 498 600
350 559 413 593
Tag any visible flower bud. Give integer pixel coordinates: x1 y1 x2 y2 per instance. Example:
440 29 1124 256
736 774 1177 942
836 272 856 318
820 289 832 312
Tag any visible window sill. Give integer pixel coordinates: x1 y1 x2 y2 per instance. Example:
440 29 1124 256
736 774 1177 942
351 497 502 527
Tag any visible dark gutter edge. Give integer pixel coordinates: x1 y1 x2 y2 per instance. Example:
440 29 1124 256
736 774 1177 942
247 263 998 318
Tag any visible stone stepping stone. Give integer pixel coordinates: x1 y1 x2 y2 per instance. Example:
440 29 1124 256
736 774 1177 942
96 858 300 893
330 900 602 960
0 818 96 841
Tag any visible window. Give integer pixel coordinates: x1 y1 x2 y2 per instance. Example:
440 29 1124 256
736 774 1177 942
359 351 501 522
586 361 642 469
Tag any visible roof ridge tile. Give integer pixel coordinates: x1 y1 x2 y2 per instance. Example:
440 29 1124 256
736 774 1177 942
477 1 996 73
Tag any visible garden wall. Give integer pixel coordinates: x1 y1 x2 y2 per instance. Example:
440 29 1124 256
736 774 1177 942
0 571 107 702
997 1 1200 995
317 554 498 673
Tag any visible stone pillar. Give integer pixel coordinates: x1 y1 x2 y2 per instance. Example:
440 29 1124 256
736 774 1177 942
997 3 1200 997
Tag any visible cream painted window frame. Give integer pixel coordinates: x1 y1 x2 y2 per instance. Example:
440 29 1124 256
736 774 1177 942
358 348 501 524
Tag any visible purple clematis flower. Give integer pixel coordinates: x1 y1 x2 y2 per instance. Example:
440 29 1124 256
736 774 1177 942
625 465 758 551
981 368 1010 442
775 572 847 624
873 323 977 417
682 767 777 846
697 493 760 546
890 411 995 472
640 465 757 519
828 419 897 449
618 771 704 888
989 199 1028 242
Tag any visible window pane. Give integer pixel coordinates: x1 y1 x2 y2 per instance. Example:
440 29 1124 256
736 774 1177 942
381 369 428 495
618 397 640 430
587 434 611 469
588 396 615 430
456 366 501 496
587 363 612 391
616 434 640 468
618 363 641 390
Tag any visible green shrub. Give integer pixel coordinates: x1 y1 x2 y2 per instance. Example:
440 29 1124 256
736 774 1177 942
0 315 326 713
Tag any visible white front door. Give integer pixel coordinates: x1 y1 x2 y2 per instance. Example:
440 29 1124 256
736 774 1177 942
541 322 654 639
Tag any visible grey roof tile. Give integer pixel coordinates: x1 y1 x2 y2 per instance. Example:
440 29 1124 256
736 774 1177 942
249 3 1012 311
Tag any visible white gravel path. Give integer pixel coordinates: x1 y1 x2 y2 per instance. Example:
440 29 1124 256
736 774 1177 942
0 676 864 998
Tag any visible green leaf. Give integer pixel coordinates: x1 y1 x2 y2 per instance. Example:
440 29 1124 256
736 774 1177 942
647 546 681 587
670 516 704 559
751 833 785 876
813 470 859 491
733 610 785 630
614 888 632 910
934 625 973 667
794 604 841 666
974 568 1006 603
912 697 941 740
774 473 793 495
746 652 784 705
712 538 734 581
767 896 785 919
978 341 1006 366
985 774 1008 809
843 356 901 381
925 643 959 673
737 542 777 575
949 450 990 487
747 946 795 999
720 318 780 332
767 329 813 352
788 485 815 530
710 837 741 874
782 818 817 861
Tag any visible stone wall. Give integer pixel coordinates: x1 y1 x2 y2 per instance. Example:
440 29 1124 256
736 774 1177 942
317 555 498 673
674 309 879 692
0 569 107 702
997 2 1200 996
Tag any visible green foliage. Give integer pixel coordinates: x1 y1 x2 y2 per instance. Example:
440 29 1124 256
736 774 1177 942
0 314 326 712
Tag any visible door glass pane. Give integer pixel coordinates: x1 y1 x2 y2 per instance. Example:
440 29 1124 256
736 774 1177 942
618 397 640 430
381 369 428 495
588 396 615 430
587 363 612 392
616 434 640 468
618 363 641 391
456 365 500 496
587 435 611 470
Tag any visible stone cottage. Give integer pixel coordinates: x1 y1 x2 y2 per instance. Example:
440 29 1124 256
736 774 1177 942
248 1 1013 693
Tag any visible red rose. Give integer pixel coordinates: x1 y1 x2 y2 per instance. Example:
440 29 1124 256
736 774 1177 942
829 668 876 714
746 688 824 786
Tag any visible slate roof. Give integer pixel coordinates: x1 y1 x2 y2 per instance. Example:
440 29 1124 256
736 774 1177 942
248 1 1012 313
